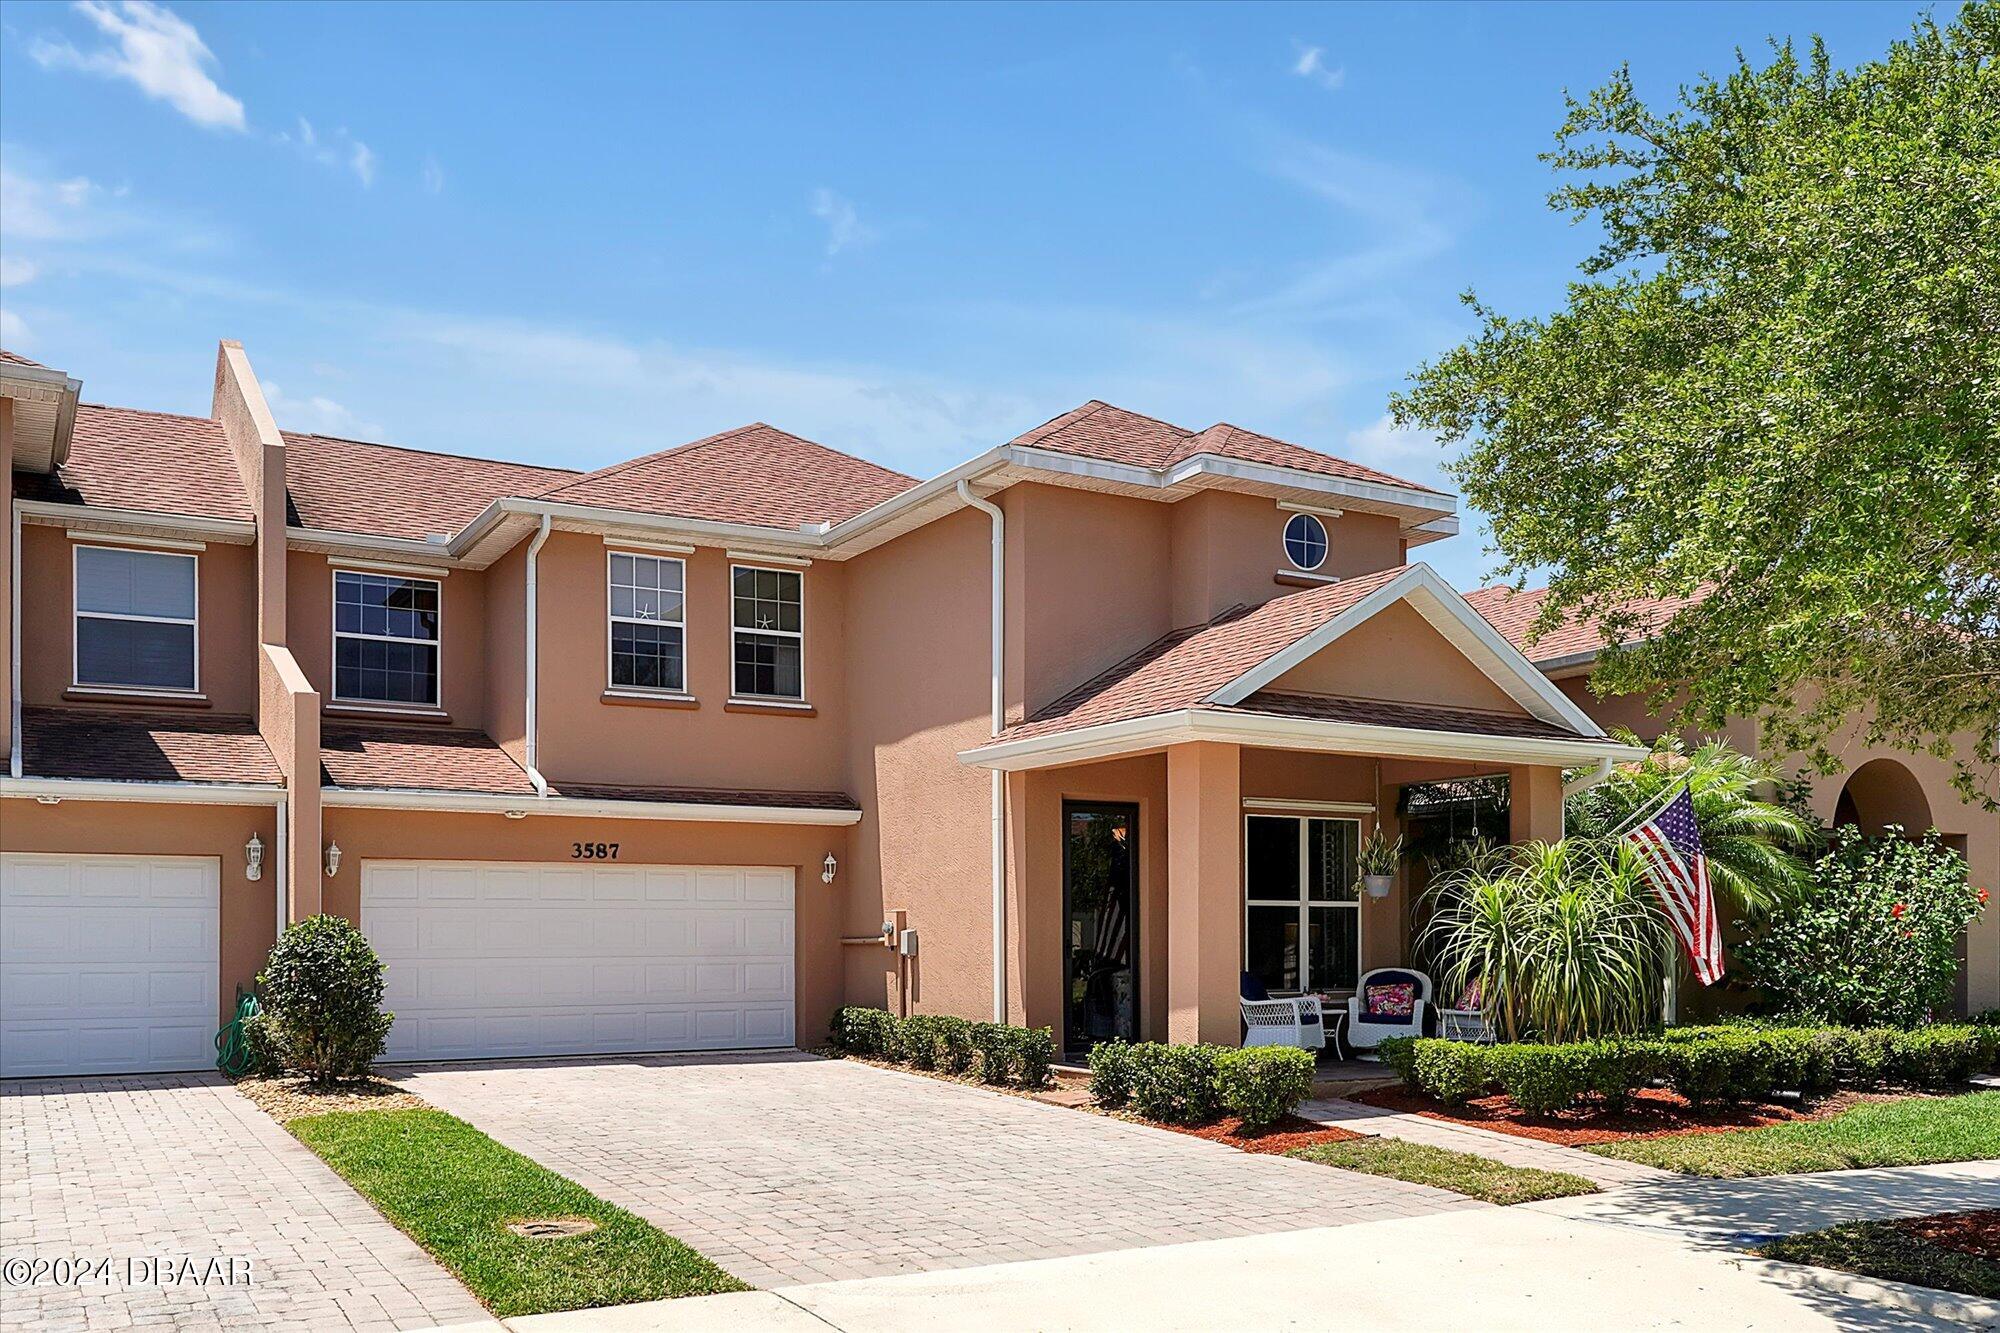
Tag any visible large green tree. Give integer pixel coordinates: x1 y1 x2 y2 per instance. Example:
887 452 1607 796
1394 5 2000 805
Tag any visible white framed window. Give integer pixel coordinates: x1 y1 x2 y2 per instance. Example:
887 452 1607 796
607 551 687 693
730 564 803 701
1243 814 1360 995
1283 511 1328 571
333 570 440 707
73 544 199 692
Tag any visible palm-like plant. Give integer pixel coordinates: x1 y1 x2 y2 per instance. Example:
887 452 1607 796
1566 734 1820 920
1421 839 1668 1042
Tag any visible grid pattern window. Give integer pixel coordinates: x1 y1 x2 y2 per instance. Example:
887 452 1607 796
1283 512 1328 571
608 552 686 692
74 546 197 691
334 571 440 706
1244 815 1360 995
731 566 803 700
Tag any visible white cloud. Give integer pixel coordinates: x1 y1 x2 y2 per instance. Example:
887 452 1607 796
1291 43 1345 92
277 117 377 187
421 156 445 195
1344 412 1443 475
0 165 101 241
0 308 27 343
261 379 371 436
31 1 245 132
810 188 876 257
0 257 39 288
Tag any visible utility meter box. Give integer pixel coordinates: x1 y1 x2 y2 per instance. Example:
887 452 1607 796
898 929 920 957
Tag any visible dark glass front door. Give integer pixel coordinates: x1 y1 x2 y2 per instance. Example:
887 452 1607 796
1063 801 1138 1054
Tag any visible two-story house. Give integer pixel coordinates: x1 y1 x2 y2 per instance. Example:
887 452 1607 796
2 339 1718 1078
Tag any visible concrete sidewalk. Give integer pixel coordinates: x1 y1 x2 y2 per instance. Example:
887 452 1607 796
496 1199 1997 1332
1530 1158 2000 1248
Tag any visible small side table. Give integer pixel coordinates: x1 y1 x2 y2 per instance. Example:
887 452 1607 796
1438 1008 1493 1044
1318 1005 1349 1061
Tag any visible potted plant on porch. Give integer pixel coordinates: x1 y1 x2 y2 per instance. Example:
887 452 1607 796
1356 829 1403 899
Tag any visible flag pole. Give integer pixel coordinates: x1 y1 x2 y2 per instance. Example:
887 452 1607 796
1608 771 1693 841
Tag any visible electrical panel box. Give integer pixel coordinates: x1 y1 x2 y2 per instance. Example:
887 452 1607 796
898 929 919 957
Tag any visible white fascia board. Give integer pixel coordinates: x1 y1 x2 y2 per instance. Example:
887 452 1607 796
820 448 1013 544
1 776 285 806
289 527 465 565
16 501 257 545
1205 563 1605 737
1162 452 1457 517
462 498 830 558
956 708 1647 773
320 785 863 825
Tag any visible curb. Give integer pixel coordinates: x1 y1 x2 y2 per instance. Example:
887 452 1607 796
1727 1254 2000 1327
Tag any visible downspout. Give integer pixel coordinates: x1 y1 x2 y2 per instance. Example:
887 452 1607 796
8 503 19 779
523 514 553 798
274 796 287 939
1563 756 1614 799
955 480 1007 1023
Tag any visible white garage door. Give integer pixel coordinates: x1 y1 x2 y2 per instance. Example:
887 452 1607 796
363 861 795 1062
0 853 221 1079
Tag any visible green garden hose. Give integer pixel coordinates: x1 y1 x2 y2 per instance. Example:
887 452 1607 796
214 992 262 1077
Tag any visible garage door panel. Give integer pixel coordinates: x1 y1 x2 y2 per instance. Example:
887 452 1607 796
364 860 795 1062
1 854 220 1077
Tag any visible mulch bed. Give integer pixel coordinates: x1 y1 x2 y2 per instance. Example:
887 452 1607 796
1161 1114 1365 1154
1348 1084 1873 1147
1902 1210 2000 1261
237 1073 425 1123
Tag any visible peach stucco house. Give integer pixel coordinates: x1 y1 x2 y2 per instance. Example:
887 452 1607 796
0 343 1986 1078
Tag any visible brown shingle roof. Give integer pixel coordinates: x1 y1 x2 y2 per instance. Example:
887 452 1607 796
13 404 255 523
20 706 280 784
0 348 49 369
283 431 578 540
319 722 537 796
1003 565 1412 742
1008 401 1445 496
1464 585 1702 667
552 782 861 811
1234 691 1579 740
536 423 918 529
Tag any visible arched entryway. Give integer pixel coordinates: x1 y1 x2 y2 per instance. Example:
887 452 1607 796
1834 757 1934 836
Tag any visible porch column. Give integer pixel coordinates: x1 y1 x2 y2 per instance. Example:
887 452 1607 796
1509 764 1565 845
1166 741 1241 1045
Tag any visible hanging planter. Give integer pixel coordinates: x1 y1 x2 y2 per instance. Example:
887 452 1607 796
1362 873 1395 900
1355 828 1403 901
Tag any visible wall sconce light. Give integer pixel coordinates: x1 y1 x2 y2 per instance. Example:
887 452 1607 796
245 832 265 882
821 852 838 885
324 841 343 878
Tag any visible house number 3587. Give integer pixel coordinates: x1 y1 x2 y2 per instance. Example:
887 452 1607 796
571 842 620 860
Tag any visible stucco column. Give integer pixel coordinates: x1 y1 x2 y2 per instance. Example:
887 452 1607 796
1509 764 1565 845
1167 741 1242 1045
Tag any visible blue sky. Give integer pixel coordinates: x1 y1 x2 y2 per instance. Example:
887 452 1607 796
1 0 1928 587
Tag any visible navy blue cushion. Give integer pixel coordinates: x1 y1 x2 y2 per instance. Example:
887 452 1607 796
1240 972 1270 1002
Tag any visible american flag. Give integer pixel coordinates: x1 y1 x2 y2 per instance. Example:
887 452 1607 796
1624 786 1725 986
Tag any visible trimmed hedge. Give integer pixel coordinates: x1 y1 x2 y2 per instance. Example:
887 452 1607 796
828 1007 1054 1089
1087 1041 1316 1127
1387 1023 2000 1112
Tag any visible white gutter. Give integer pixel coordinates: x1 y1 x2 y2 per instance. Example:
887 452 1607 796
14 500 258 544
1563 756 1616 798
956 479 1008 1023
959 708 1650 773
523 514 553 797
0 776 285 804
320 786 863 825
9 501 19 780
274 795 287 937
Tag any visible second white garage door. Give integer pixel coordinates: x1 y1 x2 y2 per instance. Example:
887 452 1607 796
362 860 795 1062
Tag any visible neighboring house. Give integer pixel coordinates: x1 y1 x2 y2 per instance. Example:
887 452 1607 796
1466 585 1998 1019
3 340 1657 1078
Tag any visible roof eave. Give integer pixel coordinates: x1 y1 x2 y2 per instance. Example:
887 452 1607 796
958 707 1648 773
320 784 864 825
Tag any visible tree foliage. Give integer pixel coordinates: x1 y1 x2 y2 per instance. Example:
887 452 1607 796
1394 5 2000 805
258 914 394 1083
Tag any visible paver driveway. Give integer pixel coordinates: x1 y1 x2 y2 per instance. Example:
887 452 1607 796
399 1051 1479 1289
1 1073 488 1333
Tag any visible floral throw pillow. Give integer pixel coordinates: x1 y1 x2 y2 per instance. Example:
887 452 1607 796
1363 982 1416 1020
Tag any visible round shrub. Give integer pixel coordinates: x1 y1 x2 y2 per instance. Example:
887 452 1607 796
897 1014 974 1073
1886 1026 1989 1087
1016 1027 1057 1089
1126 1042 1222 1124
1409 1040 1490 1106
1087 1039 1135 1108
970 1022 1021 1084
258 915 394 1083
830 1006 896 1056
1215 1047 1315 1128
1488 1044 1588 1116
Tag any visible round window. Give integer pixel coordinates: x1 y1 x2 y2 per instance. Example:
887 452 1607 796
1283 512 1328 571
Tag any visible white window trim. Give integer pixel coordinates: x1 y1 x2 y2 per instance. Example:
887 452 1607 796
71 543 200 694
331 567 442 710
605 549 689 696
1282 511 1329 572
1243 812 1362 996
729 562 807 703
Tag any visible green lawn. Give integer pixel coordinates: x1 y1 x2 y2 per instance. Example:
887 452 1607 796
1288 1137 1599 1204
290 1108 746 1316
1590 1092 2000 1178
1756 1219 2000 1299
